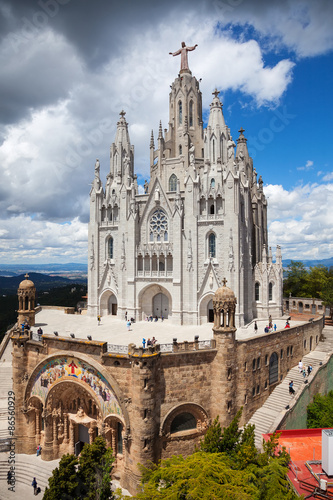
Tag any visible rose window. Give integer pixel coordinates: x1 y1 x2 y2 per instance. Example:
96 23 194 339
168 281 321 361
149 210 168 242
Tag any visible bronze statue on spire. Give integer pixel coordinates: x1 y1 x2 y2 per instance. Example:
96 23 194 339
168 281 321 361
169 41 198 72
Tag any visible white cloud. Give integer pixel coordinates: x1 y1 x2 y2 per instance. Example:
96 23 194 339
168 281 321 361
265 182 333 259
297 160 314 171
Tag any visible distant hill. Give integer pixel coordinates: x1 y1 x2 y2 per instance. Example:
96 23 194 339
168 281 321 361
282 258 333 269
0 262 87 277
0 272 86 294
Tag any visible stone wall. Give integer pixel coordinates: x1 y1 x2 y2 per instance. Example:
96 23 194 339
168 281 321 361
11 316 323 495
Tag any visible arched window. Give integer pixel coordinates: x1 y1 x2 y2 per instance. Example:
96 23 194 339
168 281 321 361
169 174 177 192
179 144 182 155
211 178 215 188
208 233 216 258
189 100 193 127
269 282 273 301
255 282 260 301
210 204 215 214
178 100 182 125
108 237 113 259
149 209 168 242
212 139 215 163
170 413 196 434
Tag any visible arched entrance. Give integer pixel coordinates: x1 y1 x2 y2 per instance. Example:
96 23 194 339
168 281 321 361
100 289 118 316
298 301 303 313
153 293 169 318
198 294 215 324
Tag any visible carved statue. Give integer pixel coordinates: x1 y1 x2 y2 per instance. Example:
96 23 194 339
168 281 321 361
94 159 100 178
189 143 195 166
144 179 149 194
227 139 235 160
169 42 198 71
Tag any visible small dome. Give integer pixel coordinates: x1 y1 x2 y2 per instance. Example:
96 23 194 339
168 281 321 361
214 281 236 301
19 274 35 289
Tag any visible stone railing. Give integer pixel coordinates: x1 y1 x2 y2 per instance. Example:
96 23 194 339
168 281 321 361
107 344 128 354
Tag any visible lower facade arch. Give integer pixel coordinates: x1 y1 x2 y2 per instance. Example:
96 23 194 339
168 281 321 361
100 289 118 316
138 284 173 321
198 293 215 324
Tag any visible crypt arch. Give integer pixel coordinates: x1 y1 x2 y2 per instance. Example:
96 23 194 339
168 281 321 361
138 284 172 320
100 288 118 316
23 352 130 459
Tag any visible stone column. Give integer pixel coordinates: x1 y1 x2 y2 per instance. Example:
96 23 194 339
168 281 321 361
53 414 59 457
69 421 75 453
88 427 94 444
42 414 54 461
63 414 69 444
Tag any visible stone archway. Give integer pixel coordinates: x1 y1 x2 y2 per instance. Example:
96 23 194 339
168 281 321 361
100 289 118 316
138 284 172 321
198 293 215 324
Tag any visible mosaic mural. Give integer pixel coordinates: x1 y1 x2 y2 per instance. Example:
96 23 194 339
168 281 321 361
30 356 123 418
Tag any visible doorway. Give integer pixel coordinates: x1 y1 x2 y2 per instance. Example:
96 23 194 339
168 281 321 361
153 293 169 318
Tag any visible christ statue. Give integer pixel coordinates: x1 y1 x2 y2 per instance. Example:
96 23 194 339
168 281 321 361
169 42 198 72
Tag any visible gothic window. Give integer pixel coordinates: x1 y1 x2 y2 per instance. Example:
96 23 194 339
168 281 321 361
211 178 215 188
269 282 273 301
255 282 260 301
178 100 182 125
189 100 193 127
149 209 168 242
210 204 215 215
170 412 196 434
108 237 113 259
169 174 177 192
212 139 215 163
208 233 216 258
269 352 279 385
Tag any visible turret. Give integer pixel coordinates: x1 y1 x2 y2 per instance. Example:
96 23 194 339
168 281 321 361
204 89 228 166
110 111 134 185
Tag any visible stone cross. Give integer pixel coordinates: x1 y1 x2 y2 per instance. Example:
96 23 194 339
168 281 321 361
222 277 228 287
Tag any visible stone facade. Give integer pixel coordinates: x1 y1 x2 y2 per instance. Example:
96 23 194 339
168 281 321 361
12 285 323 495
87 59 283 327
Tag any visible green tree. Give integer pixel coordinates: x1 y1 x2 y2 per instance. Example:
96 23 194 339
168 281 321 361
43 437 115 500
283 261 308 297
136 413 299 499
305 265 329 298
307 391 333 428
320 277 333 317
43 454 80 500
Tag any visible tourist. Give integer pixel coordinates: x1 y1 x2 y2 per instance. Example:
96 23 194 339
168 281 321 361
285 320 290 328
152 336 157 345
254 321 258 333
126 320 131 331
142 338 146 348
161 315 164 322
36 444 41 456
307 365 313 376
274 324 277 332
302 368 307 378
97 315 101 325
125 311 128 321
289 381 295 395
147 338 152 346
7 470 12 484
32 477 38 495
298 360 303 373
264 326 269 333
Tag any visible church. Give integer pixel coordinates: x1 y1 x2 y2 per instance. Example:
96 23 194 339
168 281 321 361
87 42 283 326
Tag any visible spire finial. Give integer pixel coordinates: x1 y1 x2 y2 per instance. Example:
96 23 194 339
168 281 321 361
25 273 29 280
158 120 163 139
238 127 245 135
212 88 220 98
120 110 126 118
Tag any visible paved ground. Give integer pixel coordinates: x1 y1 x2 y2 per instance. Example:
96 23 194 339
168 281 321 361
32 307 303 346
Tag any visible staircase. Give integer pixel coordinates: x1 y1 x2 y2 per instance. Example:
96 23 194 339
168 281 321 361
248 325 333 450
0 452 60 499
0 335 13 450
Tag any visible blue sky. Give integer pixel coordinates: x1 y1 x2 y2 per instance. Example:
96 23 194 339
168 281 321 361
0 0 332 263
